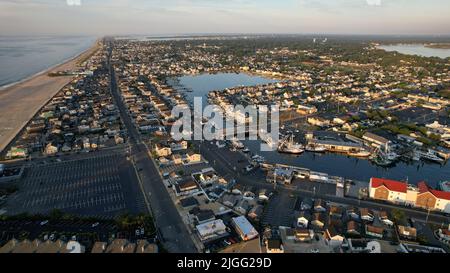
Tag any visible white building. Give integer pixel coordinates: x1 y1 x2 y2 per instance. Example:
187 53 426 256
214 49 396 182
196 220 227 241
231 216 259 241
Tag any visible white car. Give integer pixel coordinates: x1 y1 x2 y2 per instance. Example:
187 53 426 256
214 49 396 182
40 220 49 226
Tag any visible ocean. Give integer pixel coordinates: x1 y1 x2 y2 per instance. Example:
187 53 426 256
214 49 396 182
0 35 97 88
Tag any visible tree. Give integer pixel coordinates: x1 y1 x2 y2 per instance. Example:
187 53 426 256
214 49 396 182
391 209 406 224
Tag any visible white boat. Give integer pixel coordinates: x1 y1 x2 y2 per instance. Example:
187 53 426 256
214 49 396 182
439 181 450 192
231 137 244 149
348 149 371 158
305 143 327 153
419 150 445 164
278 135 304 154
242 147 250 153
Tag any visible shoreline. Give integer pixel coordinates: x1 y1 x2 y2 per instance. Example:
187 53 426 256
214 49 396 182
0 39 101 155
0 40 98 90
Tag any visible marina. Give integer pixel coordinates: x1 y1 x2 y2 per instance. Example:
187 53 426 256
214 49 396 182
168 72 450 188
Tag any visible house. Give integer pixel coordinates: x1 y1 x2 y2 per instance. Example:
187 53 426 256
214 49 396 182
365 225 384 239
360 208 374 222
346 221 361 237
398 226 417 241
171 154 183 165
105 239 136 253
191 209 216 225
311 213 326 229
297 211 311 229
266 239 284 253
329 205 343 219
170 140 188 151
415 181 450 213
175 179 200 197
346 207 360 220
192 168 219 187
186 152 202 164
325 220 345 247
231 216 259 241
294 229 313 242
378 211 394 227
369 177 408 204
308 117 330 127
196 220 228 241
313 199 327 212
154 144 172 157
258 189 270 202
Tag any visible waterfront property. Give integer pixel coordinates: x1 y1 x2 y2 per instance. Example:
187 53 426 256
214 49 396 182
369 177 450 213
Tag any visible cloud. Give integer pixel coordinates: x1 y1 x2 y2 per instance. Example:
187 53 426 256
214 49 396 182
366 0 381 6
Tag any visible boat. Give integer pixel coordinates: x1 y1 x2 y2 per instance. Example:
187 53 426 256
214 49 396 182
231 137 244 149
348 149 371 158
242 147 250 153
439 181 450 192
418 150 445 164
278 134 304 154
305 143 327 153
251 154 265 163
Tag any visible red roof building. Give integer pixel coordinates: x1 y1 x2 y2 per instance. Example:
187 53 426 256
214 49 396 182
370 178 407 193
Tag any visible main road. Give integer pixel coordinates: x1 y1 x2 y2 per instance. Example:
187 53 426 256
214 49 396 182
106 41 197 253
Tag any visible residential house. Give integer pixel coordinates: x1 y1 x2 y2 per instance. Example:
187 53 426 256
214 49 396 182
365 225 384 239
398 226 417 241
346 221 361 237
311 213 326 229
266 239 284 254
360 208 374 222
313 199 327 212
297 211 311 229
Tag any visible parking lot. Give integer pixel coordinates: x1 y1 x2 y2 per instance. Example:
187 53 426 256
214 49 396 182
4 152 147 218
262 191 297 228
159 162 210 176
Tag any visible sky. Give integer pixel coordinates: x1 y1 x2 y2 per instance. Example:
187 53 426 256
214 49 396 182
0 0 449 36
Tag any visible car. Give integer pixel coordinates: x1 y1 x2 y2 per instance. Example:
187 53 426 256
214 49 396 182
310 249 319 253
223 240 231 246
91 222 100 228
40 220 49 226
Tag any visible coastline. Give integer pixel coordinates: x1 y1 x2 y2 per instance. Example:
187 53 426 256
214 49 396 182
0 39 101 155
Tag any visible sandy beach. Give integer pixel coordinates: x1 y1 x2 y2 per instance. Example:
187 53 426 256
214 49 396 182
0 40 100 154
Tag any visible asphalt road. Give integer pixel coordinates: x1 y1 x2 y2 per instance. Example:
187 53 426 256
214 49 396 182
107 44 197 253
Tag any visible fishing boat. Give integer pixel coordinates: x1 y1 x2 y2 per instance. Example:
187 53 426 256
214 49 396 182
305 143 327 153
278 134 304 154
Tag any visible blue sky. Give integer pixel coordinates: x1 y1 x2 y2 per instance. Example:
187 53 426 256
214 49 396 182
0 0 449 35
